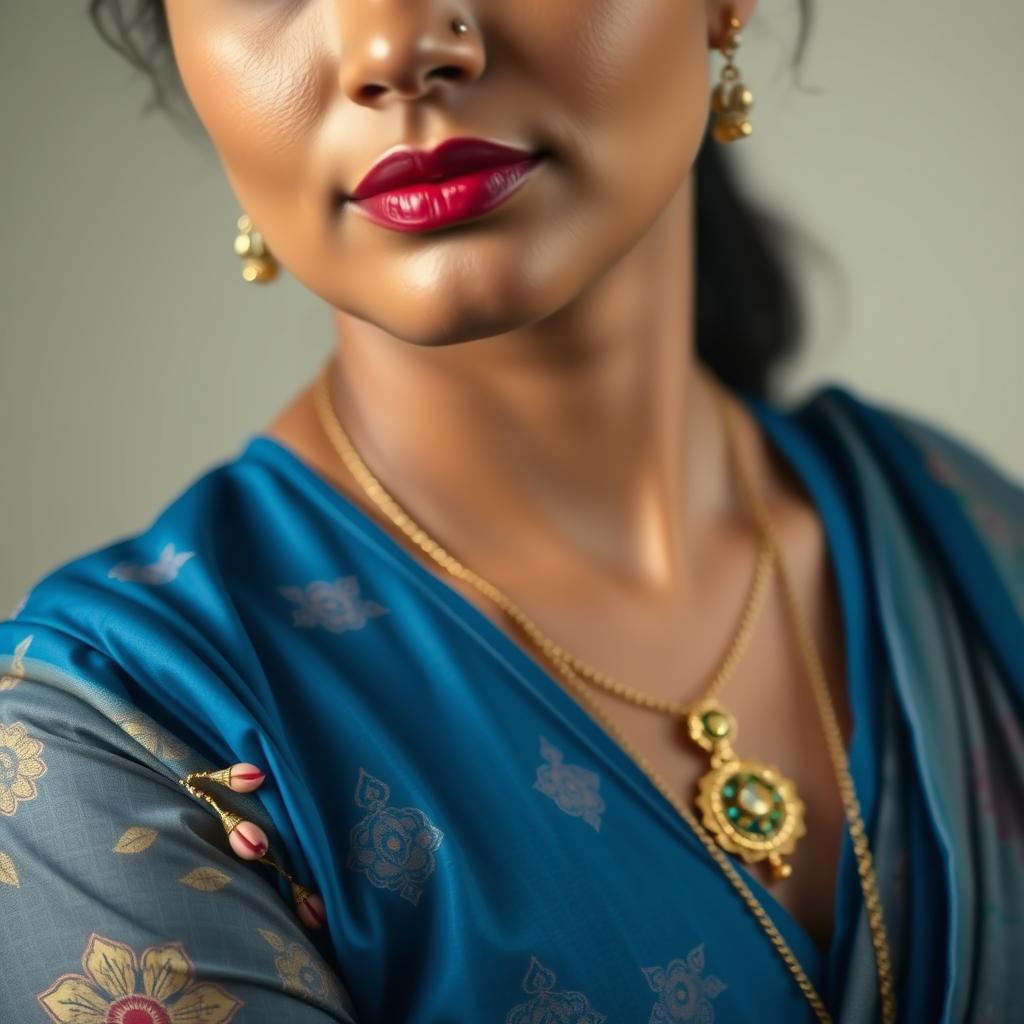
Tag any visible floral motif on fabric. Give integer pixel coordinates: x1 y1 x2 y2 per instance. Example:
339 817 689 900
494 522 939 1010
258 928 340 1004
921 447 1024 612
346 768 444 905
533 735 605 831
37 932 242 1023
278 576 389 633
0 720 47 816
115 714 188 762
642 944 727 1023
505 955 607 1024
0 634 32 691
113 826 160 855
925 450 1019 546
972 709 1024 866
0 850 19 887
108 543 196 584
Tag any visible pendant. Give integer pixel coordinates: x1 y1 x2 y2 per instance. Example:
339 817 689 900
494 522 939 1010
685 699 806 880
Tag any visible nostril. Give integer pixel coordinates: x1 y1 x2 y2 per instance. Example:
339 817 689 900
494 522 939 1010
355 83 388 102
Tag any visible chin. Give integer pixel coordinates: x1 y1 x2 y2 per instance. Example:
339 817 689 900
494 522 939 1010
366 304 540 350
340 266 565 350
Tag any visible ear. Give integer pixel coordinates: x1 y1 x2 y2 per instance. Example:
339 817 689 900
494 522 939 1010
708 0 759 51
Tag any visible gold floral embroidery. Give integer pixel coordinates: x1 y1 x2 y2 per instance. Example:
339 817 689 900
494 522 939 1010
116 715 188 761
0 850 19 887
0 634 32 690
258 928 286 950
179 866 232 892
113 827 160 854
258 928 338 1003
0 720 47 816
37 933 242 1023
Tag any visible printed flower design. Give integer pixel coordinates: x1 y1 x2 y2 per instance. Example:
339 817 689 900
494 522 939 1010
281 944 330 999
533 735 605 830
0 634 32 691
923 450 960 489
109 543 196 584
37 933 242 1023
115 714 188 762
642 944 727 1024
0 720 47 816
505 956 606 1024
346 768 444 905
972 710 1024 866
278 576 389 633
257 929 351 1012
922 447 1024 599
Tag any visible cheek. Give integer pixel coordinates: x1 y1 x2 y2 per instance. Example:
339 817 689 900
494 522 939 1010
488 0 709 318
554 0 711 203
165 3 327 199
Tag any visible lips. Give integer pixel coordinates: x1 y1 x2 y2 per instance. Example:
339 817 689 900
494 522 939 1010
349 137 543 200
349 159 544 233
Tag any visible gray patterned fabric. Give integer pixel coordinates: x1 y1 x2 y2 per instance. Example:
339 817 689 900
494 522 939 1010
0 659 358 1022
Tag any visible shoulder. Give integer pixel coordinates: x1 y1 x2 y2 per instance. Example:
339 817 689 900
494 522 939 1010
0 613 357 1023
799 382 1024 611
0 431 396 736
0 439 297 722
7 441 243 615
806 381 1022 519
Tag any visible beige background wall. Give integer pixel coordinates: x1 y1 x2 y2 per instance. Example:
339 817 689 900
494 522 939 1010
1 1 1022 612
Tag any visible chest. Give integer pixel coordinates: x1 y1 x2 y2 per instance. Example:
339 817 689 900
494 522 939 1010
269 605 837 1023
438 539 855 956
578 651 851 955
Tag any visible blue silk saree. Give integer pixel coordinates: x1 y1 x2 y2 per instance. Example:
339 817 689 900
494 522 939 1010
1 383 1022 1023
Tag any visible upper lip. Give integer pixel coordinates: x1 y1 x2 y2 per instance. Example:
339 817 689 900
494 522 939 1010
348 137 543 200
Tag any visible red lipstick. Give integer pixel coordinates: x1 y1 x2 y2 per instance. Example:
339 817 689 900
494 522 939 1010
345 137 546 233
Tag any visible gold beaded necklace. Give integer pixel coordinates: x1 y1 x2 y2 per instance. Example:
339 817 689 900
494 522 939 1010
310 356 895 1023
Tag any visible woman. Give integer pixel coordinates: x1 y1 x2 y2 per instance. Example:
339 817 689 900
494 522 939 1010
1 0 1021 1021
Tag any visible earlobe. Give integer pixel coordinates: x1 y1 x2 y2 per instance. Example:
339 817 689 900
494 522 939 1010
708 1 757 50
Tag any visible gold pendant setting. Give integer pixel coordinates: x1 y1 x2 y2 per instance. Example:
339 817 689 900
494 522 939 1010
686 699 806 880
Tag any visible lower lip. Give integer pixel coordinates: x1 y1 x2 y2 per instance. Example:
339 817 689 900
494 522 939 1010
348 157 545 233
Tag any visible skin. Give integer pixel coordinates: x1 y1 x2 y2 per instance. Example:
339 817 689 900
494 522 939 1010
165 0 852 954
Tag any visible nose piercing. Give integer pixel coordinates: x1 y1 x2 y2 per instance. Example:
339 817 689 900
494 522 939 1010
451 17 469 36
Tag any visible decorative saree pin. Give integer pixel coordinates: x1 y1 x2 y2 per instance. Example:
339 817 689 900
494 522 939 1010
178 762 326 928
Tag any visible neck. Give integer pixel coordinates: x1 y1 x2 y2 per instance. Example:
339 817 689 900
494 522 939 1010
324 172 736 597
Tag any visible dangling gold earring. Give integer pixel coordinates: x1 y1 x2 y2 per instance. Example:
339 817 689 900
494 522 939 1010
711 12 753 144
233 214 279 284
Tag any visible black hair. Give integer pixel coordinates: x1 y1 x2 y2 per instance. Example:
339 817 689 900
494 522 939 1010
88 0 827 400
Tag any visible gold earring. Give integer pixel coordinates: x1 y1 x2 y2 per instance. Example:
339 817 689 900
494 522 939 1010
711 13 753 144
234 214 279 284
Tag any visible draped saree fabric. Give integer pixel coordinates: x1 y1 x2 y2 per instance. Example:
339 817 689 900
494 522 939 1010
1 384 1021 1023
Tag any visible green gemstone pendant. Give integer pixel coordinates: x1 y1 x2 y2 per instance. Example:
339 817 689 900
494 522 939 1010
685 699 806 880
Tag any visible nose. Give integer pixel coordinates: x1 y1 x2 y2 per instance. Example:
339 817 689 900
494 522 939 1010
336 4 486 107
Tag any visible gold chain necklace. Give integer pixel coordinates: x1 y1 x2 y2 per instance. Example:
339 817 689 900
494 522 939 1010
311 356 895 1024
